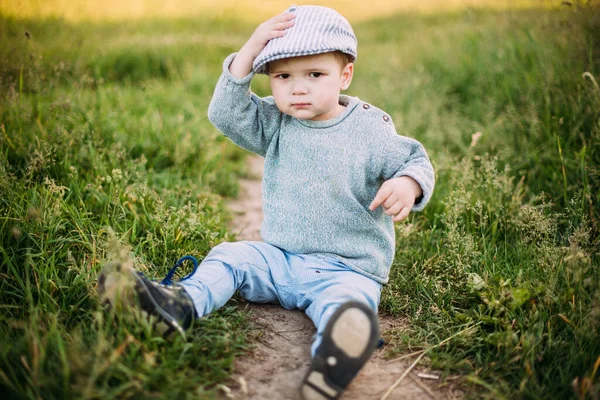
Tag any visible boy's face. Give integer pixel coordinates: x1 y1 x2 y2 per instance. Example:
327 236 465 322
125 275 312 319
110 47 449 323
268 53 354 121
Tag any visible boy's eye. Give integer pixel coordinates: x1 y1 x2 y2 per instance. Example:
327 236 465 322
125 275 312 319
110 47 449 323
276 74 290 80
309 72 323 78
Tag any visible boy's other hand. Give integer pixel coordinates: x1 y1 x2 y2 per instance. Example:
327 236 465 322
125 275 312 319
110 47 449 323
229 12 296 78
369 176 423 222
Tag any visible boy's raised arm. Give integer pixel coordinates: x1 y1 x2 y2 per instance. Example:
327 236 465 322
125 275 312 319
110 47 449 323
208 12 295 156
229 13 296 78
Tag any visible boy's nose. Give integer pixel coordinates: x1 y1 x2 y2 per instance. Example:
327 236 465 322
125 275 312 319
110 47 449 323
291 81 308 95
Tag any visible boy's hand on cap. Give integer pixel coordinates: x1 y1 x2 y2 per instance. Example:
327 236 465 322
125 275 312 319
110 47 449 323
369 176 423 222
242 12 296 61
230 12 295 78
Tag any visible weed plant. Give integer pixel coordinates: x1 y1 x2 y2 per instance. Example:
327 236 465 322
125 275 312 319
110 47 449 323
1 2 599 399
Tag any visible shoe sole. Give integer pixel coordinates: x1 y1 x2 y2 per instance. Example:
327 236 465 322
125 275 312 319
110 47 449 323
98 262 187 338
300 301 379 400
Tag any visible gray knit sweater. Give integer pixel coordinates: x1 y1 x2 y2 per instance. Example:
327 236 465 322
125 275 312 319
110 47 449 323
208 54 435 283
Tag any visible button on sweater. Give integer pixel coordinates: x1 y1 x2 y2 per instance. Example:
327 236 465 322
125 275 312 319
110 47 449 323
208 54 435 283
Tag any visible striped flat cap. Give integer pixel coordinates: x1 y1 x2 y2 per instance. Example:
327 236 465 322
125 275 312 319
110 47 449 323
253 5 357 74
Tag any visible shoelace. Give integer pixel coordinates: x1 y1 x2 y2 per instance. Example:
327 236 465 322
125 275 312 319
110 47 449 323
160 255 199 285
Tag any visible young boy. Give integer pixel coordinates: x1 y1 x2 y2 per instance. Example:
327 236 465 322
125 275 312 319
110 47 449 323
98 5 434 399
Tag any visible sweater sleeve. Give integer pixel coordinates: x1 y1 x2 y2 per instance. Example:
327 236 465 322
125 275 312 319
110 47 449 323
207 53 283 156
378 125 435 212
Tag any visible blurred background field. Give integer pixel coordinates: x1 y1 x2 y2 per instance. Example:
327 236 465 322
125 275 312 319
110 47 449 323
1 0 559 22
1 0 599 399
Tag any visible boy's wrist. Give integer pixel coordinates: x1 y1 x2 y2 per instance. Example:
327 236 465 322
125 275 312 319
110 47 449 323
229 49 255 79
240 39 263 60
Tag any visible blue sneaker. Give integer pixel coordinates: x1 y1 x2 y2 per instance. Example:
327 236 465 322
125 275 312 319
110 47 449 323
300 301 380 400
98 256 198 338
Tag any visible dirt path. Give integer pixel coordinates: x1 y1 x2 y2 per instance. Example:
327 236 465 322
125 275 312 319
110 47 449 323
225 156 460 400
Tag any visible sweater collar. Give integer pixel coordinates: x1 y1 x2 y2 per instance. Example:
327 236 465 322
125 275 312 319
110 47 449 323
293 95 360 129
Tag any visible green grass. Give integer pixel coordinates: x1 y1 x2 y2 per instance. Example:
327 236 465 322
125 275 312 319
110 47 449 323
1 3 599 399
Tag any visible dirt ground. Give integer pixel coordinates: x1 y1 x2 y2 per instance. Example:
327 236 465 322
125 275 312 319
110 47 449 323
224 156 462 400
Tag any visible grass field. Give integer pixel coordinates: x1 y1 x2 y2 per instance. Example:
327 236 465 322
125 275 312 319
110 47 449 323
1 1 599 399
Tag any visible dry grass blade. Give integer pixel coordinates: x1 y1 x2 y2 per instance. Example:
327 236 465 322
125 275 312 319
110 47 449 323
385 349 426 364
380 352 427 400
410 374 440 400
380 324 480 400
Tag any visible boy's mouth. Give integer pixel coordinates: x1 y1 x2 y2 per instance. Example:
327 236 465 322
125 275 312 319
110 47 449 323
291 103 311 108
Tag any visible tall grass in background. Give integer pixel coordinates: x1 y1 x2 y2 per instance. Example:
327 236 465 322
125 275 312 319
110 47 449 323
0 11 254 399
367 5 600 399
1 1 599 399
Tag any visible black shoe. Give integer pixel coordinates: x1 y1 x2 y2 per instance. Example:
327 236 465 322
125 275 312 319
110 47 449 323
300 301 380 400
97 256 198 338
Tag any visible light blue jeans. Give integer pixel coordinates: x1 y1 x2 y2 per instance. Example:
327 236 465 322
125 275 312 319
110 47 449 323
178 241 382 356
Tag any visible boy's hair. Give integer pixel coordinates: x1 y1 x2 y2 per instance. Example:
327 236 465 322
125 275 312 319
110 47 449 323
332 51 354 69
253 5 357 75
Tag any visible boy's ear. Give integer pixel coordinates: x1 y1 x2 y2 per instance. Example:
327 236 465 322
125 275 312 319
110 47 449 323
340 63 354 91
